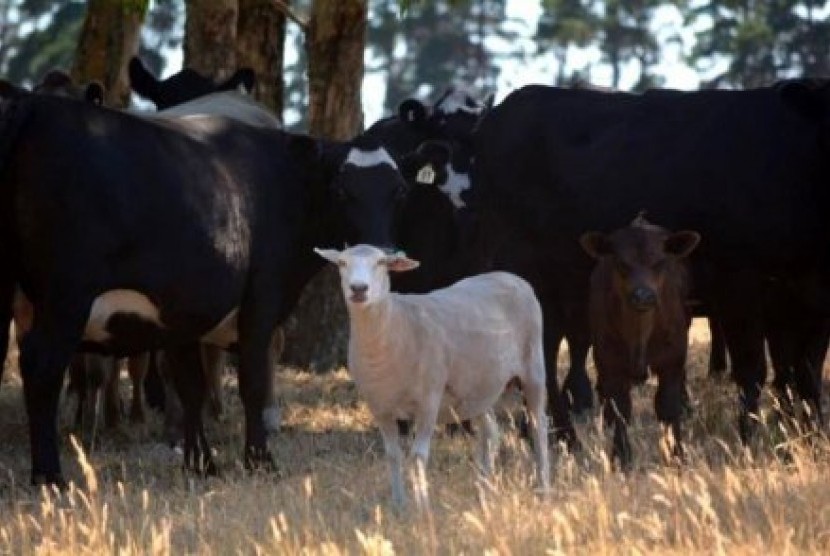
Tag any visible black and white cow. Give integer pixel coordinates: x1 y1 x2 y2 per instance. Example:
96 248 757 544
0 84 442 485
128 57 255 110
469 82 830 441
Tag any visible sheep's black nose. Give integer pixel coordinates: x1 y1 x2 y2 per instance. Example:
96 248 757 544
350 283 369 294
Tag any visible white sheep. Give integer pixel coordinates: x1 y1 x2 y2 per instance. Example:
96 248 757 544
315 244 550 507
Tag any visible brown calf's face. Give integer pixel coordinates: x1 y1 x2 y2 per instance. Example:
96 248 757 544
580 227 700 312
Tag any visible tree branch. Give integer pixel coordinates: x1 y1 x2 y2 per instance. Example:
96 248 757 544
272 0 308 33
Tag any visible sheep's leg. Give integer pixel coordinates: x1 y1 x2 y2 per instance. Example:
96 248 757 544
410 401 440 509
378 418 406 508
523 371 551 491
475 410 499 477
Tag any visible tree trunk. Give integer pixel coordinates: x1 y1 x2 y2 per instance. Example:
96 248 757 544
306 0 366 138
236 0 286 114
281 0 367 372
184 0 238 80
71 0 148 108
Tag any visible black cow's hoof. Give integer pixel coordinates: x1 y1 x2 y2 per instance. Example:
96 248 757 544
31 473 68 490
244 447 278 474
551 427 582 453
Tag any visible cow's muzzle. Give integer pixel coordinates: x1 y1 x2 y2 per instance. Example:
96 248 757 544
628 286 657 311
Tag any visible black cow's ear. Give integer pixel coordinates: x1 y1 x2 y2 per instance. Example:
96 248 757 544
399 98 428 126
580 232 611 259
128 56 159 100
38 69 72 90
417 140 451 168
223 67 256 94
85 82 105 105
665 231 701 258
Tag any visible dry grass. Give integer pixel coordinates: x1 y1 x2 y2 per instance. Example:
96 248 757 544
1 319 830 554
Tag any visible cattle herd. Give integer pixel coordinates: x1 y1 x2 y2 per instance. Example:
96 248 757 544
0 60 829 506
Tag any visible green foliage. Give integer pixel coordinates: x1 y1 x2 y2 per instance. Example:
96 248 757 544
369 0 519 115
1 1 86 86
538 0 670 90
688 0 830 88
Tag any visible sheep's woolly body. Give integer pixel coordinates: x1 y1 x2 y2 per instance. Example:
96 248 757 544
348 272 541 424
318 244 549 507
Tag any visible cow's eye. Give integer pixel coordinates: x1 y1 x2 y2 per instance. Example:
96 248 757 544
653 260 667 272
615 260 631 277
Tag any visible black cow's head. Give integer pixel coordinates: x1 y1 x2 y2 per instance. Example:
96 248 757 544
398 86 491 145
129 56 256 110
314 137 451 250
33 69 104 105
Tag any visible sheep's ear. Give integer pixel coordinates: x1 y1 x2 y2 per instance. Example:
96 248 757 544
386 254 420 273
314 248 341 264
579 232 611 259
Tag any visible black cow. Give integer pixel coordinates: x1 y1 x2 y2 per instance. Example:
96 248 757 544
128 56 255 110
0 85 442 485
469 82 830 443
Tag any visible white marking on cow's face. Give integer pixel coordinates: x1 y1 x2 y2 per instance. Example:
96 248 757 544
438 164 471 209
201 307 239 348
84 290 164 342
345 147 398 169
434 89 484 116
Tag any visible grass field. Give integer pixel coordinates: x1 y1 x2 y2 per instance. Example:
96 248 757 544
1 320 829 554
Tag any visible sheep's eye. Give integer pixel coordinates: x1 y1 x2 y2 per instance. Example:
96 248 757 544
337 260 347 267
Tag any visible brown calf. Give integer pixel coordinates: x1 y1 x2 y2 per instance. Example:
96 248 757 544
581 215 700 468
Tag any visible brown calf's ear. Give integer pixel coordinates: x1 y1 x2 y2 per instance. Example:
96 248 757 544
579 232 611 259
665 231 701 258
385 254 420 273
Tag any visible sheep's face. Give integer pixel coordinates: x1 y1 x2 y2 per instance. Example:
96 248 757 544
315 244 420 307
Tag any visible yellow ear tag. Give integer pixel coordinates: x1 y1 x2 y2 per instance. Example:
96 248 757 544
416 165 436 185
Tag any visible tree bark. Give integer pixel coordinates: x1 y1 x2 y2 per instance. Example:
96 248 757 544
184 0 238 80
71 0 148 108
306 0 366 138
281 0 367 372
236 0 286 115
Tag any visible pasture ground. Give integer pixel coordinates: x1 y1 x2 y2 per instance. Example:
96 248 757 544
1 320 830 554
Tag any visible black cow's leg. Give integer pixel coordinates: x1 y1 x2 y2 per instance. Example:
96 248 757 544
718 277 766 444
127 353 149 423
543 320 579 451
792 317 829 430
237 289 279 471
80 354 108 451
165 343 216 475
99 356 121 428
707 317 728 378
562 327 593 416
67 354 87 428
200 345 225 422
19 292 90 486
0 277 12 389
765 302 797 422
143 350 166 412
